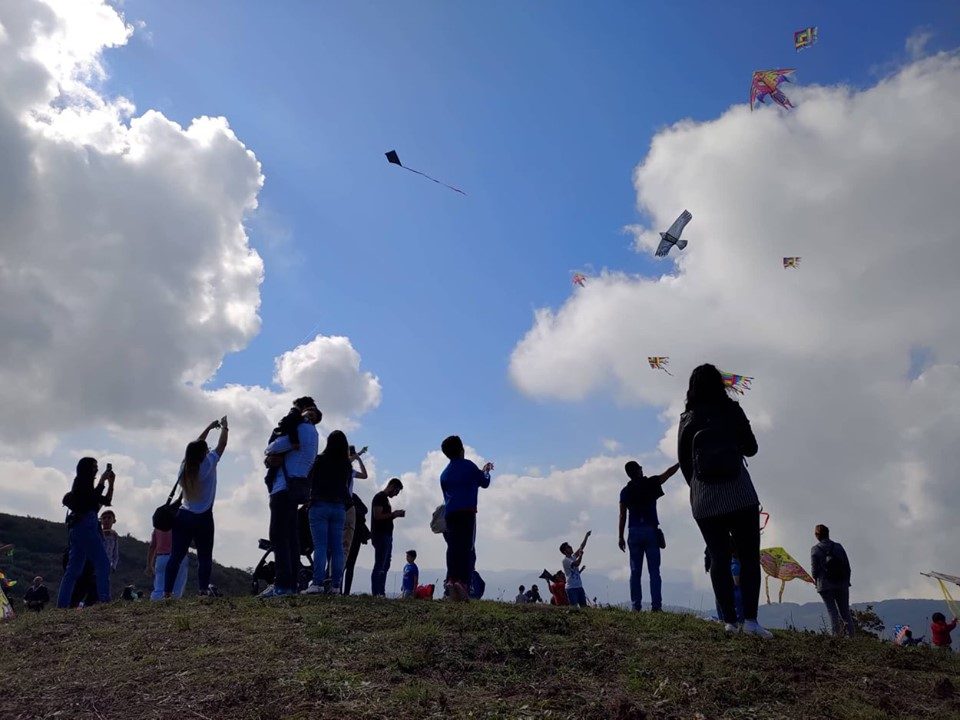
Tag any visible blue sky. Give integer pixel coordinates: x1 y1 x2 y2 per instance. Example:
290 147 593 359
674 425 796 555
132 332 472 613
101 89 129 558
104 0 960 478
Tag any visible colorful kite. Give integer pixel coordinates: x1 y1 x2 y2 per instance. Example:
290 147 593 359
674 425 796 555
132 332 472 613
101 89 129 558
655 210 693 257
385 150 466 195
720 371 753 394
760 547 814 603
0 571 14 621
750 69 796 111
794 26 818 51
647 356 673 375
893 624 911 645
572 272 588 288
783 257 801 269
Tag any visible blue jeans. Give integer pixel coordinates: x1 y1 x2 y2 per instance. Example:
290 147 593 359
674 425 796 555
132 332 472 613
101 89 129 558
567 587 588 607
58 512 111 608
371 532 392 596
151 554 188 600
166 508 214 593
628 525 662 611
309 502 346 588
819 588 854 637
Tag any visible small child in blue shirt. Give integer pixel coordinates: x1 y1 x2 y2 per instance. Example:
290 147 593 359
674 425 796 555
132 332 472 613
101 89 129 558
401 550 419 598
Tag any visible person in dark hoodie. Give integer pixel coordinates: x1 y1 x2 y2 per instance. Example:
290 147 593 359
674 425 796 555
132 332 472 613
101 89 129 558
618 460 679 612
57 458 115 608
677 364 771 639
810 524 854 637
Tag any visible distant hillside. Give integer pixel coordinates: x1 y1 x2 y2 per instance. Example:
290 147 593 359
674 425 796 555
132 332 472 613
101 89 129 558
0 513 251 599
759 598 950 641
1 596 958 719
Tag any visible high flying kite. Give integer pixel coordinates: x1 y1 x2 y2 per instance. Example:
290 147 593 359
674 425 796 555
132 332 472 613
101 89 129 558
750 69 796 110
647 357 672 375
655 210 692 257
794 26 818 51
385 150 465 195
783 257 801 269
721 371 753 394
572 272 588 288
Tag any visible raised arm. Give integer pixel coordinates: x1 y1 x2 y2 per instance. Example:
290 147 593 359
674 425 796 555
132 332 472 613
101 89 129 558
214 416 228 456
478 462 493 488
352 453 369 480
100 468 116 507
656 463 681 484
198 419 220 442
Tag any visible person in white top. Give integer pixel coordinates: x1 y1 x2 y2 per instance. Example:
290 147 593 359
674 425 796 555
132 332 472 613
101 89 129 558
560 531 591 607
164 417 228 597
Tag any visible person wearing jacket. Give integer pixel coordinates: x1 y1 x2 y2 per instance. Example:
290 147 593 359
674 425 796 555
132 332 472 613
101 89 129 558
810 524 854 637
439 435 493 600
677 364 771 639
931 612 957 650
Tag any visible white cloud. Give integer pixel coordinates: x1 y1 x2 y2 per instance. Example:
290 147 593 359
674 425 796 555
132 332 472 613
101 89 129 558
509 54 960 600
906 28 933 61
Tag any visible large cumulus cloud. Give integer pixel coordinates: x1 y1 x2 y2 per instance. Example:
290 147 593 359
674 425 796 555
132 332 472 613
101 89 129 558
509 54 960 599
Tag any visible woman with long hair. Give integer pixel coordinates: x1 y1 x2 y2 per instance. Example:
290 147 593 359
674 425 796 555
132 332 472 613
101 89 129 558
164 417 228 597
57 457 115 607
677 364 772 638
303 430 353 594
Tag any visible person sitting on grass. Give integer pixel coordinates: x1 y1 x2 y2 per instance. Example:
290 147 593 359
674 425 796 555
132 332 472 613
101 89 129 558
24 577 50 612
525 584 543 604
560 531 591 608
931 612 958 650
401 550 419 599
515 585 528 604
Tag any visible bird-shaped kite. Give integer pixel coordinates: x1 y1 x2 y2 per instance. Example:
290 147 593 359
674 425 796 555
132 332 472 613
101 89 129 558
655 210 692 257
385 150 465 195
572 272 588 288
750 69 796 110
647 357 673 375
783 257 801 269
794 26 818 51
720 371 753 394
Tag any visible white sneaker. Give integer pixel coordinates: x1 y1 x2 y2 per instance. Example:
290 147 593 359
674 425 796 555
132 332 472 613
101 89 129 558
741 620 773 639
723 622 739 634
301 583 324 595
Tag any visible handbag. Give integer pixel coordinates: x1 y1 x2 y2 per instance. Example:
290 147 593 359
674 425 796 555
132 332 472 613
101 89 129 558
152 476 182 531
656 528 666 550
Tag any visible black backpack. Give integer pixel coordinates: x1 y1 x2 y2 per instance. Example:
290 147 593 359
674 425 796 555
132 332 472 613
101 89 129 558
152 476 182 531
692 419 743 484
823 543 849 582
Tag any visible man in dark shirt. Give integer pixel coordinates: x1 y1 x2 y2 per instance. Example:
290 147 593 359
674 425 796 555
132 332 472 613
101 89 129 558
370 478 404 596
24 576 50 612
618 460 679 612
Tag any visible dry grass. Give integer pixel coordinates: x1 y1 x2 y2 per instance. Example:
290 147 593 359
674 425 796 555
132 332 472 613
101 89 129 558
2 596 959 719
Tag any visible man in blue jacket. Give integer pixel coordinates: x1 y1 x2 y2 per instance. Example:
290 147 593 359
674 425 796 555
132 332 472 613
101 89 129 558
439 435 493 600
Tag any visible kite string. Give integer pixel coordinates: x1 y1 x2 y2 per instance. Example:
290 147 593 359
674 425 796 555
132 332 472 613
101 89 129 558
938 579 960 619
402 166 466 195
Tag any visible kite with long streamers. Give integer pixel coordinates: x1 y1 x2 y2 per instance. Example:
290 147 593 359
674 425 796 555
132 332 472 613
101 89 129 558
655 210 693 257
783 257 801 269
750 69 796 110
794 26 818 51
922 571 960 620
720 371 753 394
647 357 673 375
385 150 466 195
760 547 814 603
572 272 588 288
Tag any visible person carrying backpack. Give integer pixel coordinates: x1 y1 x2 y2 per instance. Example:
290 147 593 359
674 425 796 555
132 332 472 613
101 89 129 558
810 524 854 637
677 364 771 639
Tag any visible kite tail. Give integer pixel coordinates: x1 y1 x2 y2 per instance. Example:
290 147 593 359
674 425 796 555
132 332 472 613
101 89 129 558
403 166 466 195
938 579 960 620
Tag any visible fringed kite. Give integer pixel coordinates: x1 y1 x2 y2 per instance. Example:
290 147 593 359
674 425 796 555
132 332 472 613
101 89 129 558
647 356 673 375
783 257 801 269
750 69 796 110
655 210 692 257
922 571 960 620
760 547 814 603
794 26 818 51
572 272 588 288
385 150 466 195
720 371 753 394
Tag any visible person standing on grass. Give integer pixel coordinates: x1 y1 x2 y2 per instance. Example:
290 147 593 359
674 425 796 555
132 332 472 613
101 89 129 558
401 550 419 598
370 478 405 596
164 418 228 597
677 364 772 639
147 527 187 600
342 445 368 573
560 532 591 608
57 458 115 608
99 510 120 574
618 460 679 612
810 524 854 637
303 430 353 595
439 435 493 601
260 404 321 598
342 493 370 595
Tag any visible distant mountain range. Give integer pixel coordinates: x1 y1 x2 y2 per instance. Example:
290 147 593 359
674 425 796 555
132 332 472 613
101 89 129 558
758 598 949 642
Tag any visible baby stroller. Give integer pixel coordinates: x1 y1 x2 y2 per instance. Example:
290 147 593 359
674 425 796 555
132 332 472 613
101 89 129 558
250 505 314 595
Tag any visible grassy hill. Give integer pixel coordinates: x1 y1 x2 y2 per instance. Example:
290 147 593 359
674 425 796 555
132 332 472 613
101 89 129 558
0 512 251 599
2 596 958 720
